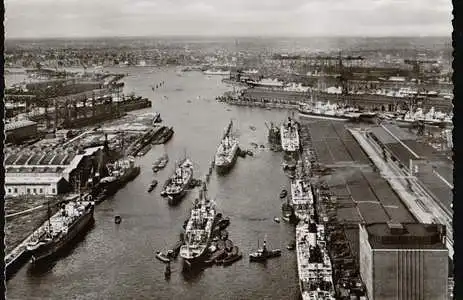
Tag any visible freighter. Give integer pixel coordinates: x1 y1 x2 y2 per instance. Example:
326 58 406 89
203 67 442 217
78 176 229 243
296 220 335 300
290 179 314 221
163 158 194 205
298 101 362 122
26 196 95 264
203 69 231 76
180 187 216 267
96 156 140 199
280 117 300 153
215 121 239 173
266 122 282 151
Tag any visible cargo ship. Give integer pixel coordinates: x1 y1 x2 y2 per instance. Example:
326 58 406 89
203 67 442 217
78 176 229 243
215 122 239 174
266 122 282 151
180 186 217 267
296 220 335 300
290 179 314 221
26 197 95 264
163 158 194 205
203 69 231 76
280 117 300 154
298 101 362 122
96 156 140 198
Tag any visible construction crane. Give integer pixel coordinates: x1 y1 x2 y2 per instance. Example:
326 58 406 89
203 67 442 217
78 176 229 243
404 59 439 78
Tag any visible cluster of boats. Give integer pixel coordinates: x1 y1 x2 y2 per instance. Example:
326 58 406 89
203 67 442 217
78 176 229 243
297 99 452 128
272 115 336 299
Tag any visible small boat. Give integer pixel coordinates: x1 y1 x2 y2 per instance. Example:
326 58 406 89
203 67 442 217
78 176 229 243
279 189 288 199
223 252 243 266
286 241 296 250
274 217 281 223
147 180 158 193
224 239 233 252
114 215 122 224
155 251 171 263
220 230 229 241
205 249 227 264
249 238 281 262
249 125 256 131
164 262 171 278
217 217 230 230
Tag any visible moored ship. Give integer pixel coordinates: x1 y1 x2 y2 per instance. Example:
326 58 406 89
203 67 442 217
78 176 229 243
290 179 314 221
266 122 282 151
203 69 231 76
280 117 300 154
215 134 239 174
163 158 194 205
96 156 140 198
296 220 335 300
26 196 95 264
298 101 361 122
180 187 216 267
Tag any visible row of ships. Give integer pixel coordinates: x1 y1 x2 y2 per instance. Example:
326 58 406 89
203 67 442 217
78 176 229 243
274 115 336 299
11 120 242 272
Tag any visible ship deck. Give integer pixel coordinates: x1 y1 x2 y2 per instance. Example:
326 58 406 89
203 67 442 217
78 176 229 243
303 120 416 224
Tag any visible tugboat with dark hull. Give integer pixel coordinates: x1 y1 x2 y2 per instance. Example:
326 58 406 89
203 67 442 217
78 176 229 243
26 197 95 264
249 238 281 262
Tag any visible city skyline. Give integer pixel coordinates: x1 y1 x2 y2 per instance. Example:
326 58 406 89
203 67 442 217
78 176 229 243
6 0 452 38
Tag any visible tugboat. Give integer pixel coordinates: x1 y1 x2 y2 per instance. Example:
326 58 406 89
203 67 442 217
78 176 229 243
147 179 158 193
249 238 281 262
155 250 172 263
26 196 95 264
162 158 194 205
279 189 288 199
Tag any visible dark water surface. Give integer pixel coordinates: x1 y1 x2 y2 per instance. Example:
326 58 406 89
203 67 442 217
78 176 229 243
6 67 299 300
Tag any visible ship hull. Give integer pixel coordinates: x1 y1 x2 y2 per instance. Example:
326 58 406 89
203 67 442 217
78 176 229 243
166 173 193 205
99 166 141 197
298 110 351 122
215 151 238 174
28 208 95 264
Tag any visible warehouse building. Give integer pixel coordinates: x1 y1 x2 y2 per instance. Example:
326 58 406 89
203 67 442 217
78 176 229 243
359 222 448 300
5 146 104 196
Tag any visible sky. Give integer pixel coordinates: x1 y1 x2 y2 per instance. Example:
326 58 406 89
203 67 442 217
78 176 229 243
5 0 453 38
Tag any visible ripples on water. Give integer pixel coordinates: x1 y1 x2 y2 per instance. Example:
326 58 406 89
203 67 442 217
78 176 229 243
6 67 300 300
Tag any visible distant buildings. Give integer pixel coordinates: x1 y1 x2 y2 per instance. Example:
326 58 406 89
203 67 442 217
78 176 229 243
359 222 448 300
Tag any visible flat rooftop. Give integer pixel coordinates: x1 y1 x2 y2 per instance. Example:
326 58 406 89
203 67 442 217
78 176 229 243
365 222 447 250
303 120 415 224
369 124 453 213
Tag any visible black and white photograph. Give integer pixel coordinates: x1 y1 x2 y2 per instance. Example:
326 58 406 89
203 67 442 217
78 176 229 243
3 0 455 299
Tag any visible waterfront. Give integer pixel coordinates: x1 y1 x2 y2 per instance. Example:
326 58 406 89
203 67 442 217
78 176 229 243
6 67 300 299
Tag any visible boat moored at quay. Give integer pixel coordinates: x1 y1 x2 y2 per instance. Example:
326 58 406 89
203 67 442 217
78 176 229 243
280 117 300 154
26 196 95 264
296 220 335 300
290 179 314 221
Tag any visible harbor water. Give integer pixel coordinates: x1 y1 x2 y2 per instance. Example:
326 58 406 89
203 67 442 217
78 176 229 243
6 68 300 299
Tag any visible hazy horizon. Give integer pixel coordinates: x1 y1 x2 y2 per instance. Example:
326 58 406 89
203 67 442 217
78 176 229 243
5 0 452 39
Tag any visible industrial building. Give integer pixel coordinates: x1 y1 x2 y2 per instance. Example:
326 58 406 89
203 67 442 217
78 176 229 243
5 146 104 196
6 120 39 143
359 222 448 300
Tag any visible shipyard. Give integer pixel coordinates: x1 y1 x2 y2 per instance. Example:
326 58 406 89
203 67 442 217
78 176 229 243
4 14 455 300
